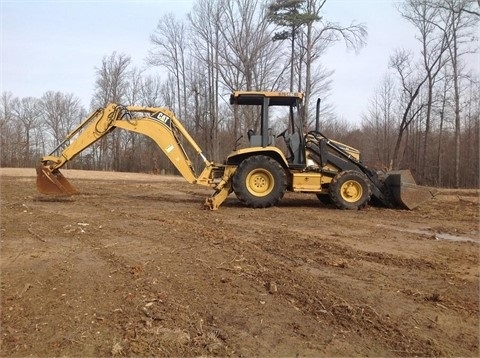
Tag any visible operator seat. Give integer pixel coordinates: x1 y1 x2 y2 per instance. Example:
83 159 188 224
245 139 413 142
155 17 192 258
247 129 255 141
285 132 302 165
247 129 275 147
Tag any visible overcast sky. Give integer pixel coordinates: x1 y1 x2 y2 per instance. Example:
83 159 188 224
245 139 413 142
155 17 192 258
1 0 422 124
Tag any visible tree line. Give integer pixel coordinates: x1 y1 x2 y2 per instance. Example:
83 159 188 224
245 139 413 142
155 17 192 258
1 0 478 188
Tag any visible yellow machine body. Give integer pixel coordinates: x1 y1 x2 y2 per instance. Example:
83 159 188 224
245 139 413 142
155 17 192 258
37 92 433 210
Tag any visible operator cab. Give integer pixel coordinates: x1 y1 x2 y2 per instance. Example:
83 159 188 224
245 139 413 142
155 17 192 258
230 91 306 168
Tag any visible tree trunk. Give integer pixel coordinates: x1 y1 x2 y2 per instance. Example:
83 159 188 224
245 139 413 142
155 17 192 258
451 36 461 188
290 26 295 92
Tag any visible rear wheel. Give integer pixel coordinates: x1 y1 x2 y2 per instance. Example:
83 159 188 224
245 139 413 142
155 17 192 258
329 170 371 210
233 155 287 208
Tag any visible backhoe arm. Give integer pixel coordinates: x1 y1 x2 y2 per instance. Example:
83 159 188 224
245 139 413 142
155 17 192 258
41 103 120 170
37 103 214 195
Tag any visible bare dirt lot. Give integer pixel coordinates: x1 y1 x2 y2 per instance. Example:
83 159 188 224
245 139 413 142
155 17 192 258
1 168 479 357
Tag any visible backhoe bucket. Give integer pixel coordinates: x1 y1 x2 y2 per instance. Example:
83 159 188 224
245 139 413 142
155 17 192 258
384 170 434 210
36 166 78 195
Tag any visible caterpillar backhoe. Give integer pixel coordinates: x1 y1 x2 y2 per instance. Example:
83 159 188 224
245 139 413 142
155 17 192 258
37 91 433 210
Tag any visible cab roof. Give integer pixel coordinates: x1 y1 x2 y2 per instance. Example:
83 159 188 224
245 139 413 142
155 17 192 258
230 91 304 106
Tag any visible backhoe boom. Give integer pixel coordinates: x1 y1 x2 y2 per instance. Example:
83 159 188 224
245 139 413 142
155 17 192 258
37 103 233 209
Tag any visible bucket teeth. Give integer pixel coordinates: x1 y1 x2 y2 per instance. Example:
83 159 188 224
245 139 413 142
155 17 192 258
36 166 78 195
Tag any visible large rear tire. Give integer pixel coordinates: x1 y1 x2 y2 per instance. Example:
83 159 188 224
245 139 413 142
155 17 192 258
233 155 287 208
329 170 371 210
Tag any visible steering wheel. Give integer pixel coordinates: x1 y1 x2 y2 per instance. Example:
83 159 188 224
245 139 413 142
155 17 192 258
277 128 288 139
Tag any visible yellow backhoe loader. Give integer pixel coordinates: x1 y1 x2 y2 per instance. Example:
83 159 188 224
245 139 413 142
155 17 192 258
37 91 433 210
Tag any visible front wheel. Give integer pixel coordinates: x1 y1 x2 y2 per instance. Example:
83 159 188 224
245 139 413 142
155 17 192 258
329 170 371 210
232 155 287 208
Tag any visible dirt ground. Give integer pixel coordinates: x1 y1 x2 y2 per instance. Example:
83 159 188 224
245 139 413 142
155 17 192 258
1 168 479 357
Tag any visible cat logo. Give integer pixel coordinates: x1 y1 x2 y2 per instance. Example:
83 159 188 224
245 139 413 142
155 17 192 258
151 111 171 128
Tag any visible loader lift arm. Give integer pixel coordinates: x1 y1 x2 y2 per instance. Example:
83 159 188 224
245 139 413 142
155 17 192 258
37 103 235 209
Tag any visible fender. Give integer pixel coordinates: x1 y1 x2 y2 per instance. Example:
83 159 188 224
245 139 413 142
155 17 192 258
226 146 289 168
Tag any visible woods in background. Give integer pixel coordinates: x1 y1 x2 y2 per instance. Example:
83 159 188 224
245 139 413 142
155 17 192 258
1 0 478 188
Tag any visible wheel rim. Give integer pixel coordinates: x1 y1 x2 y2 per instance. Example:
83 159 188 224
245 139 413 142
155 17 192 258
340 180 363 203
246 169 274 197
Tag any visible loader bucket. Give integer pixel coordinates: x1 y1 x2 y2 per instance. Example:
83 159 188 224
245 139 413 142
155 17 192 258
384 170 434 210
36 166 78 195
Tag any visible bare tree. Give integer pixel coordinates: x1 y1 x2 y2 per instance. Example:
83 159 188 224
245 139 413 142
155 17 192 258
399 0 450 180
361 74 397 169
389 47 446 169
434 66 454 186
214 0 287 140
300 0 367 122
217 0 284 91
11 97 43 166
188 0 224 160
148 13 189 121
40 91 84 145
125 67 146 105
92 52 132 108
139 75 164 107
0 92 18 167
119 67 146 172
92 52 132 170
433 0 479 187
39 92 85 168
